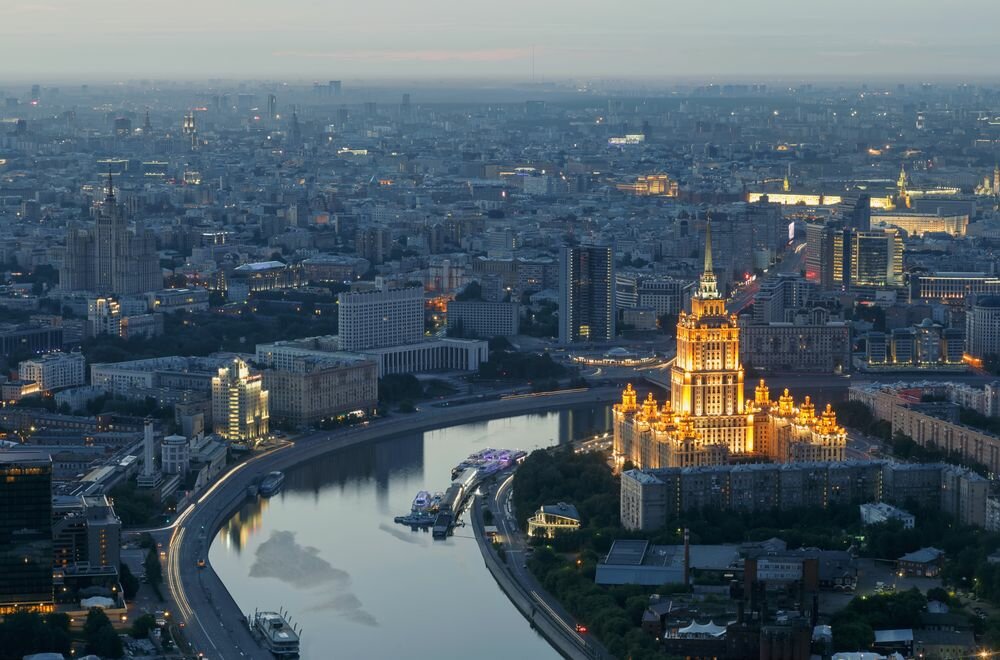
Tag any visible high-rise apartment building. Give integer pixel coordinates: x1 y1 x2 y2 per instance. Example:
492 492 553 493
211 358 269 447
356 226 392 265
0 450 53 610
337 285 424 351
559 245 615 343
61 175 160 295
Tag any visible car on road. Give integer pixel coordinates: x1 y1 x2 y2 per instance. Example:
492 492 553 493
196 559 206 568
575 624 588 633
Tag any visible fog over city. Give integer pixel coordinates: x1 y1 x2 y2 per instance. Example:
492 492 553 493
5 0 1000 79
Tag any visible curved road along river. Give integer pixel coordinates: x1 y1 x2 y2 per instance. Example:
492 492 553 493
164 387 621 660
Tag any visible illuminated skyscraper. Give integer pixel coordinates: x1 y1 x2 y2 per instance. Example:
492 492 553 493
613 224 846 469
849 230 903 288
559 245 615 343
212 358 269 448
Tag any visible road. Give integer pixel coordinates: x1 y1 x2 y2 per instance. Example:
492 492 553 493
469 475 613 660
157 386 622 660
727 239 807 315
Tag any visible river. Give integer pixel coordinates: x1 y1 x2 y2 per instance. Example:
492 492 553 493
209 405 612 660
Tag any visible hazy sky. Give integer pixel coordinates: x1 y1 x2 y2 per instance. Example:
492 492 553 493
4 0 1000 81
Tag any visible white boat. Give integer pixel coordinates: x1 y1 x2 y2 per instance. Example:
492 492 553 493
252 610 300 657
412 490 432 511
259 471 285 497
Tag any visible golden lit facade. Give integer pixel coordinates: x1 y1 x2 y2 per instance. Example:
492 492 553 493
211 358 269 447
613 222 847 469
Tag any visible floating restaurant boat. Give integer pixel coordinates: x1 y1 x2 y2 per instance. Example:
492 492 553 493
251 609 300 658
259 471 285 497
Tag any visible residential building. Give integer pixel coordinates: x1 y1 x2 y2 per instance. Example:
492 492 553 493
263 356 378 428
739 310 850 373
52 494 121 572
60 175 161 296
211 358 269 447
559 244 615 343
18 352 86 392
621 460 988 531
860 502 915 529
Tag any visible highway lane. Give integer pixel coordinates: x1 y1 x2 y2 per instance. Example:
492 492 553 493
163 387 622 660
488 474 612 660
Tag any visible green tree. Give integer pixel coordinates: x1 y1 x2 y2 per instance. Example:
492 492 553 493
84 607 123 658
131 613 157 639
144 546 163 588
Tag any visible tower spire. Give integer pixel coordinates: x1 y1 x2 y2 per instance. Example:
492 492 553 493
696 215 719 299
105 169 115 202
703 215 713 275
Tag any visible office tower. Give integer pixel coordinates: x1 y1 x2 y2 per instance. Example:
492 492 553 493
61 175 160 296
329 80 342 95
212 358 269 447
966 296 1000 362
266 94 277 121
849 230 903 288
400 93 411 118
559 245 615 343
837 192 872 231
337 285 424 351
0 451 53 610
805 220 845 291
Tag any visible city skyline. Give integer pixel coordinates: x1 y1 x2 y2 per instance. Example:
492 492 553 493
5 1 1000 79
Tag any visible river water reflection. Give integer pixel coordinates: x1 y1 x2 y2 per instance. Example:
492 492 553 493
210 405 612 660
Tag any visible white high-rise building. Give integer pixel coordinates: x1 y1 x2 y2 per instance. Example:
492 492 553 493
337 285 424 351
211 358 269 447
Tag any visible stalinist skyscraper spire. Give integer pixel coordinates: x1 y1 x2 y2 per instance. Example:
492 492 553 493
696 216 719 300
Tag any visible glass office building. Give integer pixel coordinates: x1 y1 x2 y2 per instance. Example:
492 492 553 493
0 451 53 611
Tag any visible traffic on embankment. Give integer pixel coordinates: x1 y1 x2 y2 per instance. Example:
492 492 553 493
163 385 622 660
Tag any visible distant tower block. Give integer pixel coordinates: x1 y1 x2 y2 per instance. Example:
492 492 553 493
137 418 162 489
329 80 342 95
